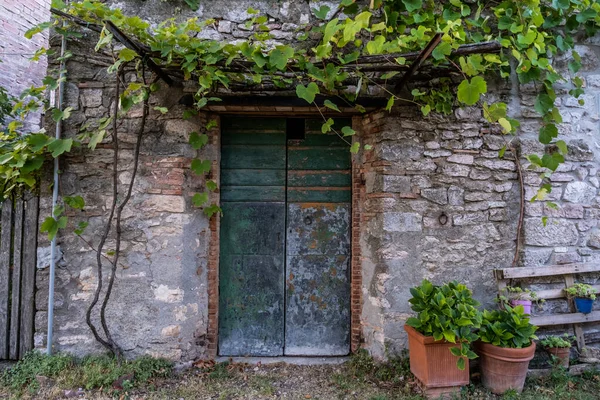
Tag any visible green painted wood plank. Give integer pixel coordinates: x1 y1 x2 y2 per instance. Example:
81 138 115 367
222 145 286 169
287 148 351 170
289 134 349 147
222 132 286 146
222 169 286 186
222 117 286 133
221 186 285 202
287 188 351 203
287 171 351 187
305 118 352 134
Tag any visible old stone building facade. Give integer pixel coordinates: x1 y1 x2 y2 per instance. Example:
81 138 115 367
25 0 600 362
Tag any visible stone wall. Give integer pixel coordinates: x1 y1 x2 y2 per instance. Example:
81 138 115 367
356 104 521 358
0 0 50 129
35 32 220 360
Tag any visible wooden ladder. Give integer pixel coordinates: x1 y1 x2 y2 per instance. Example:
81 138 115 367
494 263 600 351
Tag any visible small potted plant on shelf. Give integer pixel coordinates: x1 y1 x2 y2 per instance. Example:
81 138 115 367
497 286 544 315
540 334 573 368
564 283 597 314
474 305 538 395
404 280 481 396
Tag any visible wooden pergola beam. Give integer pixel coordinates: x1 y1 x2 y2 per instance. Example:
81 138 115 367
395 33 443 92
103 21 174 86
50 8 174 86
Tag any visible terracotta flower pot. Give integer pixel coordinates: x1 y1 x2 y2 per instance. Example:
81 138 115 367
474 340 536 394
404 325 469 390
545 346 570 368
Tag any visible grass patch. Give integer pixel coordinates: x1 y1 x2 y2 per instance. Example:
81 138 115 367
0 351 172 396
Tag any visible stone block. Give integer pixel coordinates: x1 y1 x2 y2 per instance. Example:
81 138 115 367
420 188 448 205
383 212 422 232
447 154 474 165
588 229 600 249
452 212 488 226
469 168 492 180
554 252 582 265
443 163 471 177
524 218 579 246
80 89 103 108
217 20 232 33
475 159 516 171
448 185 464 206
567 139 594 161
563 181 597 204
382 175 412 193
142 195 186 213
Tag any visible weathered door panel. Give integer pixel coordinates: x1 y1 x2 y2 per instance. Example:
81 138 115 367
284 122 351 356
219 118 286 356
285 205 351 356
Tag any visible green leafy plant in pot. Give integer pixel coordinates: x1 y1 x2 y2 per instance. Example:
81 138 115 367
497 286 544 315
474 305 538 394
564 283 597 314
404 280 481 392
540 334 573 368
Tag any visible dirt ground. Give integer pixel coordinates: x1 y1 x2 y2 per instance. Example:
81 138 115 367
3 359 600 400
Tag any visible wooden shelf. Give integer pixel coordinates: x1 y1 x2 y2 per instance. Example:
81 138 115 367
530 311 600 327
537 285 600 300
495 263 600 280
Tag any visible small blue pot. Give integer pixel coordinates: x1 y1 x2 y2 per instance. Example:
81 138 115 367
575 297 594 314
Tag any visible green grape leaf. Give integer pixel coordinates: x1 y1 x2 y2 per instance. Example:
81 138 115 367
402 0 423 13
192 192 209 207
323 100 340 112
47 138 73 157
206 180 218 191
539 124 558 144
432 41 452 61
119 48 138 62
350 142 360 153
312 5 331 20
269 45 294 70
191 159 212 175
341 126 356 136
189 132 209 149
64 195 85 210
322 118 334 133
296 82 320 104
74 221 89 235
457 76 487 106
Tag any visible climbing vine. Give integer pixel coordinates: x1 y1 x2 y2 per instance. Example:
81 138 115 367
2 0 600 356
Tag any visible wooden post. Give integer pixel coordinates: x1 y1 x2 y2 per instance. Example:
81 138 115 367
9 198 24 359
19 193 38 357
564 274 586 350
0 197 13 359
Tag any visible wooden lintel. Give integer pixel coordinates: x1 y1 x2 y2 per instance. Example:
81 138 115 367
395 33 443 92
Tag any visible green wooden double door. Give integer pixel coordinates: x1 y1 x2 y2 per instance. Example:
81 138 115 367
218 117 351 356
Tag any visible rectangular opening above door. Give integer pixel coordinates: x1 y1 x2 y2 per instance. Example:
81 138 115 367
218 117 352 357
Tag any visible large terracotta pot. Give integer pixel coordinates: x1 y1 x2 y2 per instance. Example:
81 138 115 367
546 346 570 368
404 325 469 390
474 340 536 394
